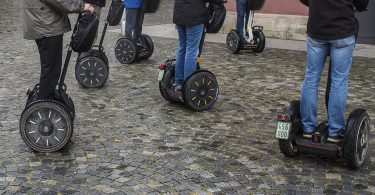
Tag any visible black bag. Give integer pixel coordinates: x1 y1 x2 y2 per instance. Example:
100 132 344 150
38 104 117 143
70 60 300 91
143 0 160 13
248 0 265 10
354 0 369 12
206 3 227 33
83 0 106 7
71 13 99 53
107 0 125 26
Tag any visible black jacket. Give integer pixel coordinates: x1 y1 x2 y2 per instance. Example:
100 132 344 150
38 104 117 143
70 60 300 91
303 0 357 40
173 0 208 26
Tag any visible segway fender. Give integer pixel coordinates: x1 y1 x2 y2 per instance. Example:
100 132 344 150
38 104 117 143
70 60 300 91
284 100 300 116
184 69 217 82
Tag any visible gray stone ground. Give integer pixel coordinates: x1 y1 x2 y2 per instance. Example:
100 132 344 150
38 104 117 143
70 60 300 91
1 0 375 194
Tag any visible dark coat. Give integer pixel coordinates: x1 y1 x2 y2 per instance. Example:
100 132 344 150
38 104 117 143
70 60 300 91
173 0 208 26
302 0 357 40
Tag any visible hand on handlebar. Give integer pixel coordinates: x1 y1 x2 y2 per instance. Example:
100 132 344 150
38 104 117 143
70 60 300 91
84 3 95 14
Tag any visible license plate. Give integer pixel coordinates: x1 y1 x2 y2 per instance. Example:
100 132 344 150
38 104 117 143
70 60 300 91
275 122 291 140
158 70 164 81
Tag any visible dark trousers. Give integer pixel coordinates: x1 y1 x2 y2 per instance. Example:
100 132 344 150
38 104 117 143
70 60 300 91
35 35 63 100
125 8 144 42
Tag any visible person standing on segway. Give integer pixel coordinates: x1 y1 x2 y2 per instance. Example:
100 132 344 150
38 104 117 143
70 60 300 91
23 0 95 100
299 0 358 143
236 0 252 43
172 0 210 92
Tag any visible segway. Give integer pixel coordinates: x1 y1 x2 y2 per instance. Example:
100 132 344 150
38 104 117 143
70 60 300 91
158 1 226 111
20 13 99 152
115 34 154 64
114 2 155 64
275 62 371 169
226 0 266 54
75 17 108 88
75 0 124 88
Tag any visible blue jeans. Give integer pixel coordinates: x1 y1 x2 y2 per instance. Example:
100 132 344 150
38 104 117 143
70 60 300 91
301 35 356 136
174 24 204 84
236 0 249 37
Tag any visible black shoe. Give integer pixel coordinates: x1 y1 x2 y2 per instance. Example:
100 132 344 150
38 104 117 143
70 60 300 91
303 131 314 138
327 135 344 143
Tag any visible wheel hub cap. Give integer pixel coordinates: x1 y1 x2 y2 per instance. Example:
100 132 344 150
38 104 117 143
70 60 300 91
89 70 95 77
38 120 55 136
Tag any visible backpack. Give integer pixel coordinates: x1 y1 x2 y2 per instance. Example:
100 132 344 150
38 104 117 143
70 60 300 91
107 0 125 26
71 13 99 53
248 0 265 10
206 2 227 33
143 0 160 13
354 0 369 12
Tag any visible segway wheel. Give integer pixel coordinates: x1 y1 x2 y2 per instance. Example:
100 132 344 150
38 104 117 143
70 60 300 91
75 56 109 88
65 96 75 120
226 30 241 54
142 34 154 59
278 101 301 157
252 31 266 53
115 38 137 64
343 108 370 169
183 71 219 111
58 84 76 120
20 101 73 152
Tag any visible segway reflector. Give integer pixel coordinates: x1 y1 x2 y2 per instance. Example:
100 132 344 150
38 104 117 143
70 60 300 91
159 63 166 70
277 113 291 121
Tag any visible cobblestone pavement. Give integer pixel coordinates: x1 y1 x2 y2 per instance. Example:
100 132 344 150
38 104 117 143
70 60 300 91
1 0 375 194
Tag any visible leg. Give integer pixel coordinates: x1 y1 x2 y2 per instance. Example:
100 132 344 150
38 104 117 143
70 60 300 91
184 24 204 80
236 0 247 37
134 7 144 43
125 8 138 40
245 3 250 37
300 36 329 135
174 25 187 86
327 35 356 137
35 35 63 100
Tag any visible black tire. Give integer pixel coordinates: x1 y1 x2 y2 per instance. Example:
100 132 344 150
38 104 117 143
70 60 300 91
115 38 137 64
57 86 76 120
278 100 302 157
252 30 266 53
20 101 73 153
159 63 179 103
78 47 108 65
343 108 370 169
65 95 75 120
75 56 109 88
142 34 154 59
226 30 241 54
183 71 219 112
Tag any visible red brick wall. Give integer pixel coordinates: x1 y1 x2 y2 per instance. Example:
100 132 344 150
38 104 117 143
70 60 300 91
225 0 308 16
